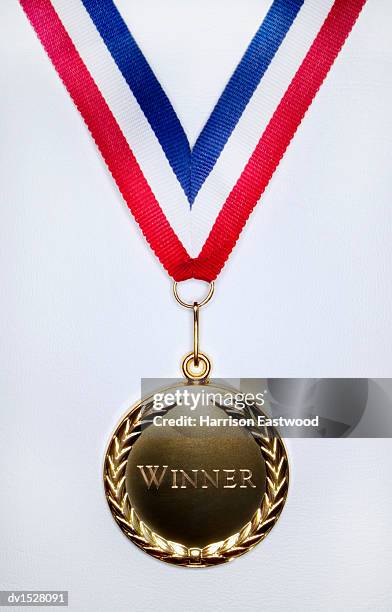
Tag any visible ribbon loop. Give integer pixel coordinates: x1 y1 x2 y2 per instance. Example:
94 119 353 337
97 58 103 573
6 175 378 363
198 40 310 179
19 0 366 281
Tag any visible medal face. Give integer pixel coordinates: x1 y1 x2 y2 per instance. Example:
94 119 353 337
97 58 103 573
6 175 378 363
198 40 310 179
104 383 289 567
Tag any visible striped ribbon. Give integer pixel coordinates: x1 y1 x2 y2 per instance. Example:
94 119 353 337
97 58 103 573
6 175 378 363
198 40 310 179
19 0 366 281
80 0 304 204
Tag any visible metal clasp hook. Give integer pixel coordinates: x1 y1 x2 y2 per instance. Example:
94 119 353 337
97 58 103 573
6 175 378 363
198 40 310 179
172 281 214 381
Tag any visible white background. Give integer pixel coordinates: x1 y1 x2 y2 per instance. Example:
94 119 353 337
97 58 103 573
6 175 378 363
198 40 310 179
1 0 392 610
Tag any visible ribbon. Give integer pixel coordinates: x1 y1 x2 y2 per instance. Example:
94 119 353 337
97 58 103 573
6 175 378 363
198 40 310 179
80 0 305 204
19 0 366 281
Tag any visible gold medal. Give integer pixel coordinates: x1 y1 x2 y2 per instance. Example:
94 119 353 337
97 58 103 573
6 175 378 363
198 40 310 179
104 284 289 567
20 0 366 573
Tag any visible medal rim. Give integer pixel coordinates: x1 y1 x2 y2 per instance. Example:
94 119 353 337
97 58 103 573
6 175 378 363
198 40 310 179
103 381 289 568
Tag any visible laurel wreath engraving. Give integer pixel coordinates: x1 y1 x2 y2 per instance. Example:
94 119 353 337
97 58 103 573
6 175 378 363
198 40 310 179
104 395 289 567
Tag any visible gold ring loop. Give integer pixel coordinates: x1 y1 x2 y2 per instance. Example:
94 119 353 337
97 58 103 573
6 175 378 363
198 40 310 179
181 352 211 382
193 303 199 366
173 281 214 309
